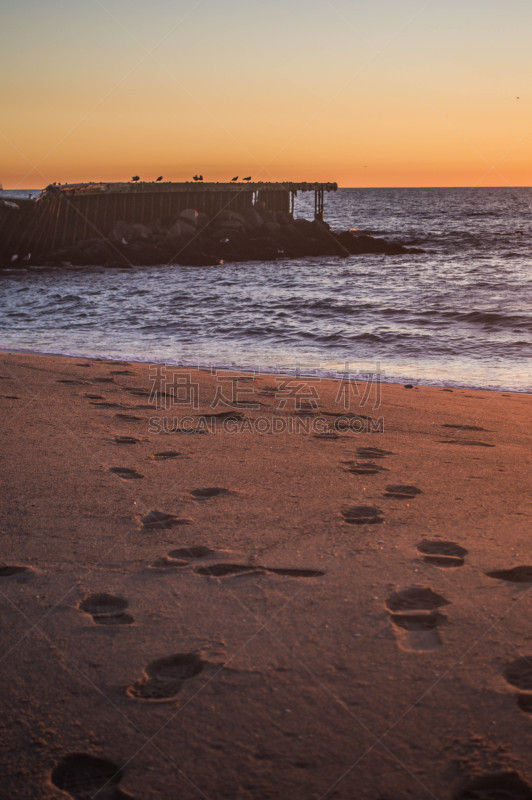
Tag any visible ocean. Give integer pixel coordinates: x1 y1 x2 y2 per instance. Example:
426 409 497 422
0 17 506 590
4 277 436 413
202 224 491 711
0 187 530 392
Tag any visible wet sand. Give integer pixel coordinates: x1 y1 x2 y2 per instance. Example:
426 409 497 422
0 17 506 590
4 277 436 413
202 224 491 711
0 350 531 799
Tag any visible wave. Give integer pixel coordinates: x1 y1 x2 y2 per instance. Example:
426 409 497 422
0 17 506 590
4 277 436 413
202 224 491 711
435 310 531 329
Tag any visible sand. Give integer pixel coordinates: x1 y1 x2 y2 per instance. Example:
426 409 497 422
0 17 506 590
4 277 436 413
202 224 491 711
0 350 531 800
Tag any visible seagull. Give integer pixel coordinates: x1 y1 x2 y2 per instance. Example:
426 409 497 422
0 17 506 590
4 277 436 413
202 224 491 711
243 176 251 181
231 176 238 182
199 174 203 181
156 176 163 182
193 174 201 181
131 175 140 182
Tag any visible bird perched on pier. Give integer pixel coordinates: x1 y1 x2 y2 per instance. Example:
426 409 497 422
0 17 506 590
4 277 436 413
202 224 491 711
231 176 238 182
131 175 140 182
243 176 252 181
193 174 202 181
156 176 163 182
199 174 203 181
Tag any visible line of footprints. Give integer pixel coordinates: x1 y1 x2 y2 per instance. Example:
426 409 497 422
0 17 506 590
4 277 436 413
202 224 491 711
68 440 532 721
49 533 328 798
49 753 532 800
338 445 532 710
3 394 531 799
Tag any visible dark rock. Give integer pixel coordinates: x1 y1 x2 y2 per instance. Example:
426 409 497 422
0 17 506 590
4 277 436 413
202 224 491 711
180 208 199 226
1 200 424 267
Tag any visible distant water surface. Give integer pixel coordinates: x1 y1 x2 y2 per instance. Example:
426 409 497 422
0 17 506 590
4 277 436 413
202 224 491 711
0 187 530 391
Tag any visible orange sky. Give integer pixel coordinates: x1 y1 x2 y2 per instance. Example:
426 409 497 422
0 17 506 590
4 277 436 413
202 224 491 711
2 0 531 189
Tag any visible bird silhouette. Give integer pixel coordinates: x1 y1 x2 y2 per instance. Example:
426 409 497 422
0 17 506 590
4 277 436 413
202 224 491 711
199 174 203 181
156 176 163 182
231 176 238 182
131 175 140 182
243 176 251 181
193 174 201 181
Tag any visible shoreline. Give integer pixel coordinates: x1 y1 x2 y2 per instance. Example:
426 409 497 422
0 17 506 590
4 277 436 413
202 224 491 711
1 344 529 395
1 350 531 798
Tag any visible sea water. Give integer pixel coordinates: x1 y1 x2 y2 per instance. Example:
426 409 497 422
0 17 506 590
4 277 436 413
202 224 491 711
0 187 530 391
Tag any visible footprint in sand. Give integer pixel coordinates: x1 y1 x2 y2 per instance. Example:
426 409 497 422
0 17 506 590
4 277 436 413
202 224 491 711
356 447 394 459
503 657 532 714
383 484 422 499
152 451 181 460
195 563 324 578
150 545 216 569
0 564 31 579
79 594 133 625
517 695 532 714
343 460 388 475
341 505 384 524
127 653 204 701
141 510 191 530
486 566 532 583
51 753 130 800
92 377 115 384
90 401 127 409
454 771 532 799
313 431 341 440
195 563 262 577
191 487 230 499
109 467 144 480
114 436 139 445
206 410 246 421
439 439 495 447
417 540 468 567
386 587 450 651
125 387 151 397
115 413 143 421
85 393 104 400
169 545 215 559
168 424 210 435
265 566 325 578
442 423 487 432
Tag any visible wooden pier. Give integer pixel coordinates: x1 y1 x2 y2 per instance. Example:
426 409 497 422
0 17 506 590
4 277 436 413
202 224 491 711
0 181 337 259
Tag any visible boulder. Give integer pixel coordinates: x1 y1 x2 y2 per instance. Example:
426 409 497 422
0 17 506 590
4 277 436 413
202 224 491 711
242 209 264 228
180 208 199 226
211 219 245 232
215 209 247 228
274 211 294 226
109 220 153 243
166 220 197 241
264 221 281 234
336 231 411 255
196 212 210 230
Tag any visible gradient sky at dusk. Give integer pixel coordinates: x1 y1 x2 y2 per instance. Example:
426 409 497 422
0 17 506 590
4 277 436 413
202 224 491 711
1 0 531 188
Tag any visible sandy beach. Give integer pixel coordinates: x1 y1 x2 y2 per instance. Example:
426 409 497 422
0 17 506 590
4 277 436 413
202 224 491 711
0 349 531 799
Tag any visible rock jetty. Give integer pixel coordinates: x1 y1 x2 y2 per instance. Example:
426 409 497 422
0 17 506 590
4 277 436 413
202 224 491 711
1 200 422 268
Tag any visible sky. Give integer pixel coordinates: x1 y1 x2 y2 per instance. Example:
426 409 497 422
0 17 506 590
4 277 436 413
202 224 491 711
1 0 532 188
